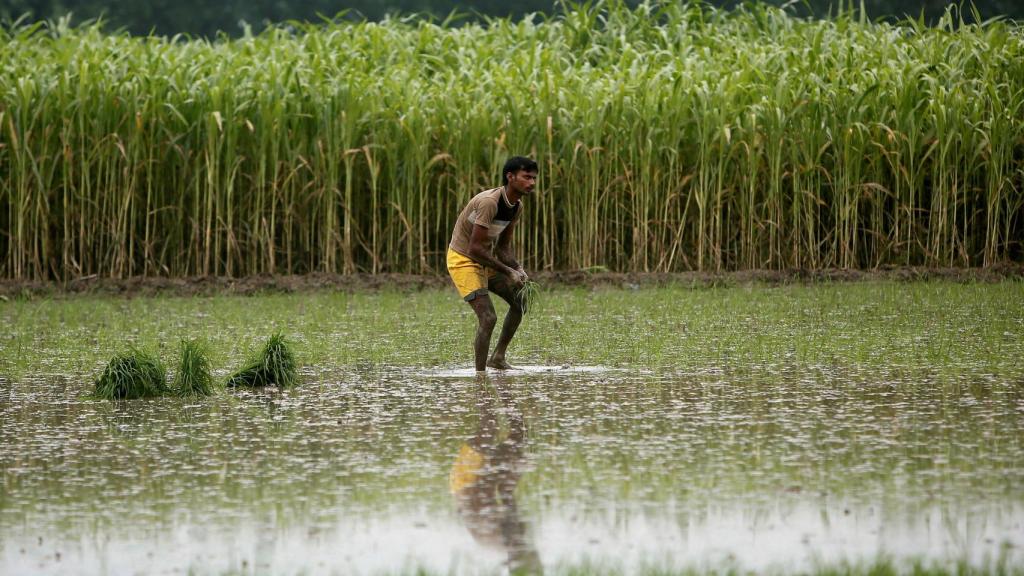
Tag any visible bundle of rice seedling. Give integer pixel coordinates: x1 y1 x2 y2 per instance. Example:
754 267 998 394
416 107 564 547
226 333 298 388
93 349 169 400
173 339 214 397
516 281 541 315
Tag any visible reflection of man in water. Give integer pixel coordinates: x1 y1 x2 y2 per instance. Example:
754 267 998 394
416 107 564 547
449 380 541 574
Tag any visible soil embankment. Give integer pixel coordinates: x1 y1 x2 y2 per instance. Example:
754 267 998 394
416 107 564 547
1 264 1021 300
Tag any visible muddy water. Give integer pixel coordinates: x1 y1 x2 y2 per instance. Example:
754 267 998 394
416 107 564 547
1 367 1022 575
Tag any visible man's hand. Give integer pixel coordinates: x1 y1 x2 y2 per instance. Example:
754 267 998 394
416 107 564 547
510 268 528 287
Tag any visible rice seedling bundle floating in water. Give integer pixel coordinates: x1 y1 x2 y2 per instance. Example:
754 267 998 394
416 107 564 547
93 349 169 400
173 339 214 397
517 281 541 315
227 333 298 388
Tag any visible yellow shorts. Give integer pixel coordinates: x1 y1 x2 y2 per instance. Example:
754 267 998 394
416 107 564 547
446 248 495 301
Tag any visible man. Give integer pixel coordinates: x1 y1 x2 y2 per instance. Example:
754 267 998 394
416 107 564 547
446 156 537 372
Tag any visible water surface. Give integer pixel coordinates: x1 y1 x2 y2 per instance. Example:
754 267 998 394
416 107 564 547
2 365 1022 574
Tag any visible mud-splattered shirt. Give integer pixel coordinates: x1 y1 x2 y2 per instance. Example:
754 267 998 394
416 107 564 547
449 187 521 258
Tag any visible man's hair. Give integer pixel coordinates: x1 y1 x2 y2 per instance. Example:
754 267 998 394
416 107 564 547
501 156 539 185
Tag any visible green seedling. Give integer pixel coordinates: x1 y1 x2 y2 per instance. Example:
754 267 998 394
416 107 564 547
93 349 169 400
517 280 541 315
173 339 214 397
227 333 298 388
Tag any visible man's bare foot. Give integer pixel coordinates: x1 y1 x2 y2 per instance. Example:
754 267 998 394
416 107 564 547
486 357 516 370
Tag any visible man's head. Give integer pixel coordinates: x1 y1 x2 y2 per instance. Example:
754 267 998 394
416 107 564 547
502 156 539 197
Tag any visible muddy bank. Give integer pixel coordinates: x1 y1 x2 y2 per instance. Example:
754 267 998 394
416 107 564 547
0 264 1021 300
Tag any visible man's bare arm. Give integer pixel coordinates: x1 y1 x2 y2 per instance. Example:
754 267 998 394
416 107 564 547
468 224 518 279
495 220 523 273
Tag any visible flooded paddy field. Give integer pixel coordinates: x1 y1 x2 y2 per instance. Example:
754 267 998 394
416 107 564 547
1 282 1023 575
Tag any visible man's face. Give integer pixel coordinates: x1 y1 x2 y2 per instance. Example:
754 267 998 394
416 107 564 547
507 169 538 196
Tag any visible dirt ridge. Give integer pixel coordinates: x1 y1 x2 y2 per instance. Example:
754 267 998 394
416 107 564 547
1 264 1021 300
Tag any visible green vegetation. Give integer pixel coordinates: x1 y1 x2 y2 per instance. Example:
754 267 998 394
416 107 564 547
2 282 1020 381
516 280 541 314
1 2 1022 281
172 338 214 397
3 1 1022 38
92 348 168 399
226 333 299 388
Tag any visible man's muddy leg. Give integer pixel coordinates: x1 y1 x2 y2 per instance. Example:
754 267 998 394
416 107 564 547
487 275 524 370
468 292 497 372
